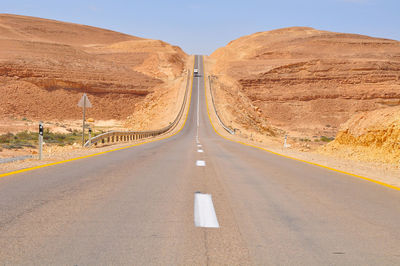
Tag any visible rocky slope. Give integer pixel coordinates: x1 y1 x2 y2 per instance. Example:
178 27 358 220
210 27 400 141
0 14 187 121
322 106 400 164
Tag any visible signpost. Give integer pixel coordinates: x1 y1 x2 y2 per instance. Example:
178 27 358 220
78 93 92 147
38 122 43 160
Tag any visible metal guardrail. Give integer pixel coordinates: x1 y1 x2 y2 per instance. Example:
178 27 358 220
208 75 235 135
84 70 191 147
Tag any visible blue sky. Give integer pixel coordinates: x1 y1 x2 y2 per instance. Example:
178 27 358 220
2 0 399 55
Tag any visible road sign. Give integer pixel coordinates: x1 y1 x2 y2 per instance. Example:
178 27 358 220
78 93 92 108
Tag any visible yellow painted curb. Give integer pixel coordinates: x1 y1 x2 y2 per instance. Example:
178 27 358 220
202 56 400 192
0 57 195 179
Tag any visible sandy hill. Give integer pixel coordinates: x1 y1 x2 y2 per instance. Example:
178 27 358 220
210 27 400 140
322 106 400 164
0 14 188 121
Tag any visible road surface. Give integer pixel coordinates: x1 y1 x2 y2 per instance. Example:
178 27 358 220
0 55 399 265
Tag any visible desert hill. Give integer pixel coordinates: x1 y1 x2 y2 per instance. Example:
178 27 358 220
210 27 400 140
322 106 400 164
0 13 138 45
0 14 188 121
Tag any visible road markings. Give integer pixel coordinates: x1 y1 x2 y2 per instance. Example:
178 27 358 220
198 149 204 153
196 160 206 166
194 192 219 228
196 56 200 140
197 74 200 128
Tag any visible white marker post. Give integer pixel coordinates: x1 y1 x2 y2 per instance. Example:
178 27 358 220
78 93 92 147
284 134 288 148
88 127 92 146
38 122 43 160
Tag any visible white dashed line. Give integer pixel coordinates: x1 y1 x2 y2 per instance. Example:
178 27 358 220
194 192 219 228
197 76 200 128
197 149 204 153
196 160 206 166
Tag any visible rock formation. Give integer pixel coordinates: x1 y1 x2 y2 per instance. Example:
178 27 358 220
0 14 187 121
210 27 400 140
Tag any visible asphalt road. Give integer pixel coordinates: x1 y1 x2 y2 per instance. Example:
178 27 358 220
1 55 400 265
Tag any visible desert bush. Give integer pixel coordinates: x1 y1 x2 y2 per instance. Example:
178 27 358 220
0 133 14 143
0 130 82 149
320 136 334 142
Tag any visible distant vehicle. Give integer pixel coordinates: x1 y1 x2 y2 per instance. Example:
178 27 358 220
194 68 200 77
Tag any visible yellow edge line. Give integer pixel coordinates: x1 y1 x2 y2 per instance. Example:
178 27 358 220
202 56 400 191
0 57 195 179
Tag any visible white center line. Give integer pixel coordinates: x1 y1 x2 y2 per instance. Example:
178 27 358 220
195 56 201 142
194 192 219 228
197 149 204 153
196 160 206 166
197 76 200 128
